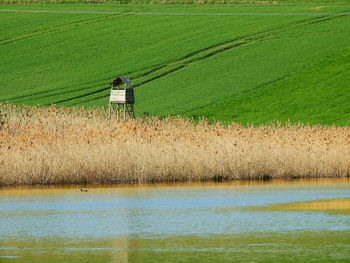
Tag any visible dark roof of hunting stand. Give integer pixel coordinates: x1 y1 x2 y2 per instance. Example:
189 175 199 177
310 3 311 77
111 77 134 87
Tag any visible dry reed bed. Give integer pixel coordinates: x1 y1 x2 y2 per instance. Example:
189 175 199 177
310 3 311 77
0 104 349 186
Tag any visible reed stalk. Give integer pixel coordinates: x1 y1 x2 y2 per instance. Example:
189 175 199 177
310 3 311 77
0 104 349 186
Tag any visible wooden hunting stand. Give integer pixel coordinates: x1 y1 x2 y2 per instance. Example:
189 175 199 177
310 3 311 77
109 77 135 119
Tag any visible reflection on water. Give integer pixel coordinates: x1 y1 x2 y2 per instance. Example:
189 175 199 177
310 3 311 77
0 179 349 262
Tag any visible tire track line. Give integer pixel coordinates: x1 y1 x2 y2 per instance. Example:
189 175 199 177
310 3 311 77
56 13 347 105
131 14 346 87
3 10 345 105
0 14 120 46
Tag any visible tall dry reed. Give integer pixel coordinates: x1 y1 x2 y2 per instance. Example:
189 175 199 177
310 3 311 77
0 104 349 186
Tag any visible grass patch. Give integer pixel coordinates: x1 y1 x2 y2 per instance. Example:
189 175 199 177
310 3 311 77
0 3 349 124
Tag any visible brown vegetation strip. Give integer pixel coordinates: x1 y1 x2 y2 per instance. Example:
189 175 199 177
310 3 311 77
0 104 349 186
274 199 350 211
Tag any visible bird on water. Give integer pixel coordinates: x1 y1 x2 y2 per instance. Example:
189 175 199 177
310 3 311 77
80 189 88 192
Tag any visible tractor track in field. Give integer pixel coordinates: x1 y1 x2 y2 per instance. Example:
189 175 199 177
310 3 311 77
4 10 345 105
2 9 347 47
50 12 348 105
0 14 121 46
130 13 347 87
4 77 111 102
4 71 138 103
49 86 111 105
8 82 109 104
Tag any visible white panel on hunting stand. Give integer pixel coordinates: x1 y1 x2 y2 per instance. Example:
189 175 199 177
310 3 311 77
110 89 134 104
110 90 126 103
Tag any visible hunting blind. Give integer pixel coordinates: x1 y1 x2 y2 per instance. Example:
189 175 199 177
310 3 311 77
109 77 135 119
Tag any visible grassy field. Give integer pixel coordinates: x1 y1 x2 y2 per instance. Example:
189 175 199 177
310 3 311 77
0 3 349 125
0 104 349 185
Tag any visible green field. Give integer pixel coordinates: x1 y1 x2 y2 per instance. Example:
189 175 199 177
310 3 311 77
0 3 349 125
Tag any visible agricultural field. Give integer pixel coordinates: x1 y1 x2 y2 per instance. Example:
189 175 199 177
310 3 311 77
0 3 350 125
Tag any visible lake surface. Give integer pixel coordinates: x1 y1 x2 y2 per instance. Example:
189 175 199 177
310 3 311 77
0 179 349 262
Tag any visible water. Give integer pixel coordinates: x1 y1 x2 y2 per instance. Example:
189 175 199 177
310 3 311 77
0 179 349 262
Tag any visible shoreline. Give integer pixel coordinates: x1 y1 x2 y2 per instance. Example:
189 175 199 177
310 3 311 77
0 177 349 189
